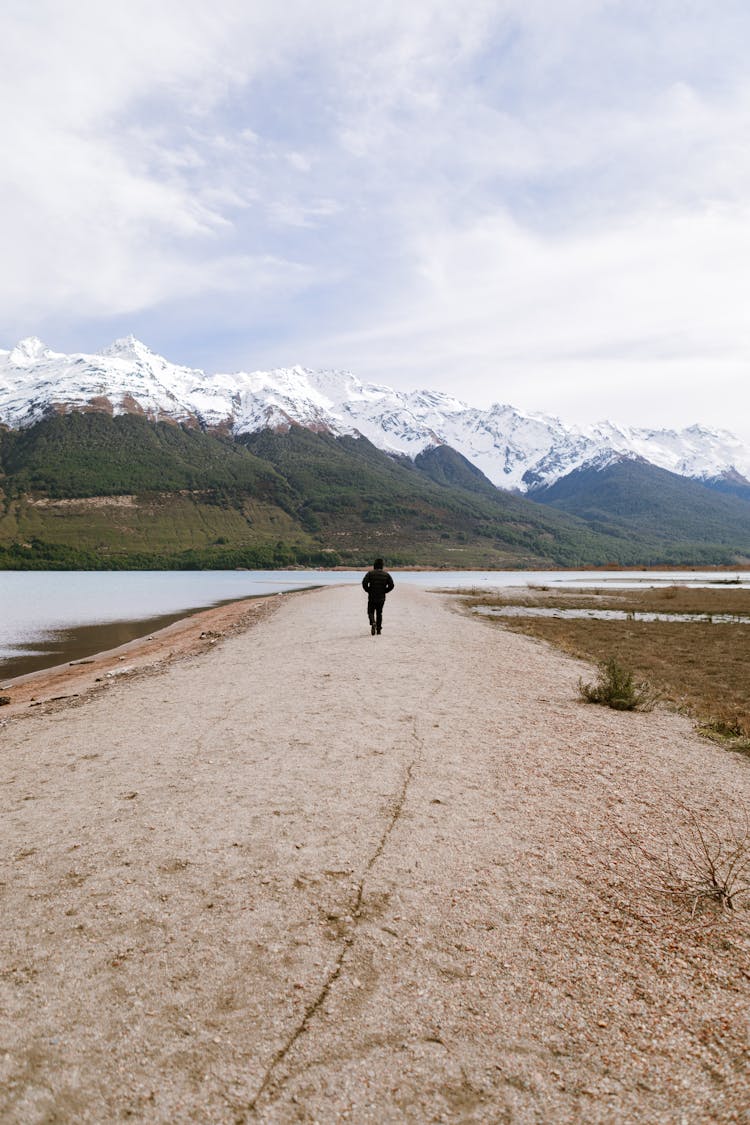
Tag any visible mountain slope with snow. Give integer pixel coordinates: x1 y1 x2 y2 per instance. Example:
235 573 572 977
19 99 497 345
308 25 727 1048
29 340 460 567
1 336 747 493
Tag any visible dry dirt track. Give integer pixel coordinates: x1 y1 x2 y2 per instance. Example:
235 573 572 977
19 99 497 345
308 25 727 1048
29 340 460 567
1 582 749 1124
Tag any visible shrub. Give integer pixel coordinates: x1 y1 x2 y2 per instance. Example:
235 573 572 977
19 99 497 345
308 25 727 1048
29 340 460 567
616 804 750 917
578 656 657 712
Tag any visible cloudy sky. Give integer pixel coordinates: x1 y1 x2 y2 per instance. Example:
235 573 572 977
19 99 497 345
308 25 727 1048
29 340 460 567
2 1 750 438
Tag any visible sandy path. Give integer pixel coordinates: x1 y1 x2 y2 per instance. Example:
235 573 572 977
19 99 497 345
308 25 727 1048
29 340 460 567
1 583 749 1124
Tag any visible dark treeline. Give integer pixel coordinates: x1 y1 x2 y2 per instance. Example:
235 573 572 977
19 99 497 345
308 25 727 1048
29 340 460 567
0 538 346 571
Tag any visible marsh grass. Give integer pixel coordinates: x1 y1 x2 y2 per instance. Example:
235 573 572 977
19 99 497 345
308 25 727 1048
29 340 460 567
464 584 750 747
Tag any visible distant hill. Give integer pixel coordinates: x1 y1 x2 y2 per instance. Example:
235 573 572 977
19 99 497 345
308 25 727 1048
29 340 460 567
413 444 502 498
532 456 750 559
234 425 628 567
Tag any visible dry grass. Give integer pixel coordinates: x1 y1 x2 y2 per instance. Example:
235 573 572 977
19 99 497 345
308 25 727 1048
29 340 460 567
464 585 750 749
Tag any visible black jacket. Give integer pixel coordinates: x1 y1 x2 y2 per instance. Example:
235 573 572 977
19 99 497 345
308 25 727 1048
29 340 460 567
362 569 394 600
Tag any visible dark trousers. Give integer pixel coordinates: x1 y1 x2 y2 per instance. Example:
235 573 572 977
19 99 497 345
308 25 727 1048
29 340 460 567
367 597 385 631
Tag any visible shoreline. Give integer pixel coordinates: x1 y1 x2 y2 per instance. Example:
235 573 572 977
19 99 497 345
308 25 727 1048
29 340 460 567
2 562 748 720
0 592 294 721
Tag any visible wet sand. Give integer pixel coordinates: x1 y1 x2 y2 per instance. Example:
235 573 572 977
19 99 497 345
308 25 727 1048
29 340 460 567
1 583 749 1123
0 592 293 720
0 602 256 683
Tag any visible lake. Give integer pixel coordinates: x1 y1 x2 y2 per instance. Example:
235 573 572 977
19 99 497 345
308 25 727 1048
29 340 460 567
1 568 748 681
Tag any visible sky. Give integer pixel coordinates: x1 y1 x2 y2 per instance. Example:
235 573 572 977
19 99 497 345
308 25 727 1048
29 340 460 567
2 0 750 439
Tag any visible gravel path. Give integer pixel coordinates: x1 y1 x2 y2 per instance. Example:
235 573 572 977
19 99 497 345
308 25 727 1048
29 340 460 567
1 583 749 1123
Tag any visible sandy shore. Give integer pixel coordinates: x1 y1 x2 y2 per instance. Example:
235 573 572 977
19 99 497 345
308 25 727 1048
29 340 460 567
1 583 749 1123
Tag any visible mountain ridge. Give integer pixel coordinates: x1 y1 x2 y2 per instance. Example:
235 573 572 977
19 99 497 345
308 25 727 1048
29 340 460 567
1 336 748 495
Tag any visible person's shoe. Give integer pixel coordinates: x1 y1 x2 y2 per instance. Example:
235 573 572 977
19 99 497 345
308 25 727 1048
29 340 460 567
371 623 376 635
376 628 381 634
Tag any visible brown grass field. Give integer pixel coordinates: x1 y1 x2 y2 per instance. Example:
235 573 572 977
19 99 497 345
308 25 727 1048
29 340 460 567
462 584 750 750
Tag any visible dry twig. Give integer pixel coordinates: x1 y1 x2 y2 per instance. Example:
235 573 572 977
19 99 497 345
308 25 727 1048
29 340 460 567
568 802 750 923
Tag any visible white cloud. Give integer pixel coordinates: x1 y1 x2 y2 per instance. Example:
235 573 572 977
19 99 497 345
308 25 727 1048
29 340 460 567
1 1 749 439
298 201 750 435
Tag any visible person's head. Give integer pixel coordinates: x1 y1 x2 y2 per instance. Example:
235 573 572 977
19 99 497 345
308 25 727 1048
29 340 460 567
373 558 384 570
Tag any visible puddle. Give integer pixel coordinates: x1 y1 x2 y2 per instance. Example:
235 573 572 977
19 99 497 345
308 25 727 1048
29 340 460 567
473 606 750 624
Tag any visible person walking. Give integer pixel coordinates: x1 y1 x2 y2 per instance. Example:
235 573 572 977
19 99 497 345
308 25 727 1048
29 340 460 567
362 558 394 635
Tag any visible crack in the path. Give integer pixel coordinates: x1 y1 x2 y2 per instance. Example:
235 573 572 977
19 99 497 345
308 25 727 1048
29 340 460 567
243 718 422 1120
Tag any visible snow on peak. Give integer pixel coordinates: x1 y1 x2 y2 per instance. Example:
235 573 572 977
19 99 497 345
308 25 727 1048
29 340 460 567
101 336 155 361
9 337 53 364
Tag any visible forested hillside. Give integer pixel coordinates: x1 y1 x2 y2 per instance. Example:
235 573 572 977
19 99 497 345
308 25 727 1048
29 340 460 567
1 416 748 569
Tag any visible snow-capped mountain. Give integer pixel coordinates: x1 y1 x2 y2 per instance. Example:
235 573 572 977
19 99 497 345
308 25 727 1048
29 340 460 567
1 336 748 494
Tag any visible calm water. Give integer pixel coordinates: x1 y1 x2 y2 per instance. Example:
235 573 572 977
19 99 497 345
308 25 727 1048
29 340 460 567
1 568 747 681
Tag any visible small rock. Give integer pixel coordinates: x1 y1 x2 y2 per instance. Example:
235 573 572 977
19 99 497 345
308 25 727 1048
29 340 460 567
0 696 10 706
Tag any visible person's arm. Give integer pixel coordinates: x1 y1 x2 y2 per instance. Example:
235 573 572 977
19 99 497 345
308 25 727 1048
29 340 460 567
385 574 394 593
362 573 371 591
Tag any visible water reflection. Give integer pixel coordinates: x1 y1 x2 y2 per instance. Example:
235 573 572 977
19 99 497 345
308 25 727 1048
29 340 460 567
0 606 239 682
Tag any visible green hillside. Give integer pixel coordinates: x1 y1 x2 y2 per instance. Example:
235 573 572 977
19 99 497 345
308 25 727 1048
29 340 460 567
0 413 290 502
1 416 748 569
